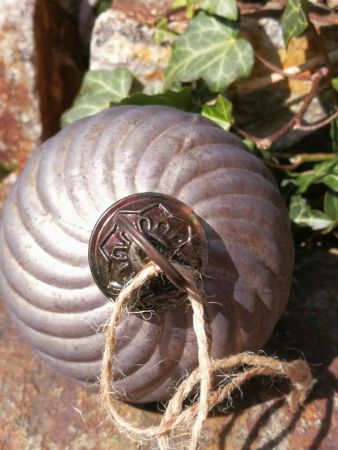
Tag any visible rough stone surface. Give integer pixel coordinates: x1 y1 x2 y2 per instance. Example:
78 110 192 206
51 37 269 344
1 228 337 449
0 0 41 171
0 0 86 212
90 0 174 85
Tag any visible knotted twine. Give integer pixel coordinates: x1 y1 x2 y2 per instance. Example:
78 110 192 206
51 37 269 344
100 262 313 450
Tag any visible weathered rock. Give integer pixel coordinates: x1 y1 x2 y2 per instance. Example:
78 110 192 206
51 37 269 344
0 0 41 172
0 0 85 206
90 0 174 85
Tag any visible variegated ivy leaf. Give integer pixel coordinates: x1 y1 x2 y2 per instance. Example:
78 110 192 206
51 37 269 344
0 162 17 183
289 195 332 231
281 0 309 48
201 95 234 131
199 0 238 21
332 78 338 91
153 18 177 45
61 69 133 127
173 0 238 20
324 190 338 220
323 190 338 233
110 88 193 112
296 160 338 193
186 0 197 18
165 12 254 92
171 0 187 7
143 81 165 95
96 0 112 15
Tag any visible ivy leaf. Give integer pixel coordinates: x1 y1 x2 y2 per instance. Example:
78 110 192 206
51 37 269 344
110 88 193 111
62 69 133 127
171 0 187 6
143 81 165 95
95 0 112 15
201 95 234 131
0 162 17 183
323 190 338 233
186 0 198 18
281 0 309 48
332 78 338 91
324 190 338 220
296 159 338 193
173 0 238 20
289 195 332 230
315 160 338 192
199 0 238 21
153 18 177 45
296 172 321 193
165 11 254 93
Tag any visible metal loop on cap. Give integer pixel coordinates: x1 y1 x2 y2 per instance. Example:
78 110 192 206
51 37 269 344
114 214 189 293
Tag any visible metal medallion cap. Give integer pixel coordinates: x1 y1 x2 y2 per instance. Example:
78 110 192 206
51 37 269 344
88 192 208 311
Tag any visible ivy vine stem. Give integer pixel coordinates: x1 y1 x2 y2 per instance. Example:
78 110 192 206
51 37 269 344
255 53 311 81
262 153 336 171
308 21 333 81
308 20 338 106
234 67 330 150
295 110 338 132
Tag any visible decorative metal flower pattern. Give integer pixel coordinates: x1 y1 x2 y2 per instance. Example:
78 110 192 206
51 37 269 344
89 193 208 310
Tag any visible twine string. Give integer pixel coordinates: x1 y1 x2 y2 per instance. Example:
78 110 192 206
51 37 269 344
100 262 313 450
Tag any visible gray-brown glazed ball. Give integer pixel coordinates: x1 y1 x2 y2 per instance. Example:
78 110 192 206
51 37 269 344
0 105 294 403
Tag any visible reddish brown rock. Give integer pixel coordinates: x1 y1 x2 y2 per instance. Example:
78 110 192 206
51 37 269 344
0 0 85 176
0 0 41 172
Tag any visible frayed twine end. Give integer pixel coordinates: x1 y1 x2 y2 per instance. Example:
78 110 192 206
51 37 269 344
99 262 313 450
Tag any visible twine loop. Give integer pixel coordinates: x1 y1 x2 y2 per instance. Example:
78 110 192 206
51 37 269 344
100 262 313 450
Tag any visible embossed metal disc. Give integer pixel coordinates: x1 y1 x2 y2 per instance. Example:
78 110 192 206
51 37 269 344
89 192 208 309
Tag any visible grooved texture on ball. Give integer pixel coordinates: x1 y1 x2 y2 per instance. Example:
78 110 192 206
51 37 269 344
0 105 294 403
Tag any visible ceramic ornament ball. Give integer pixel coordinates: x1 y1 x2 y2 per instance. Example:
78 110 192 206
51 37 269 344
0 105 294 403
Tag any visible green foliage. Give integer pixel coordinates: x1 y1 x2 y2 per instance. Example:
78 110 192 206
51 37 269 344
175 0 238 20
323 191 338 233
143 81 165 95
165 12 254 92
286 154 338 233
295 160 338 194
61 0 338 239
198 0 238 20
61 69 133 127
110 88 193 111
95 0 112 15
0 162 17 183
289 195 333 231
281 0 309 47
324 190 338 221
186 0 198 18
153 19 177 45
332 78 338 92
171 0 187 6
201 95 233 131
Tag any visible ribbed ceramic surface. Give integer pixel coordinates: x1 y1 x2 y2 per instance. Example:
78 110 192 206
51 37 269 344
0 105 294 403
